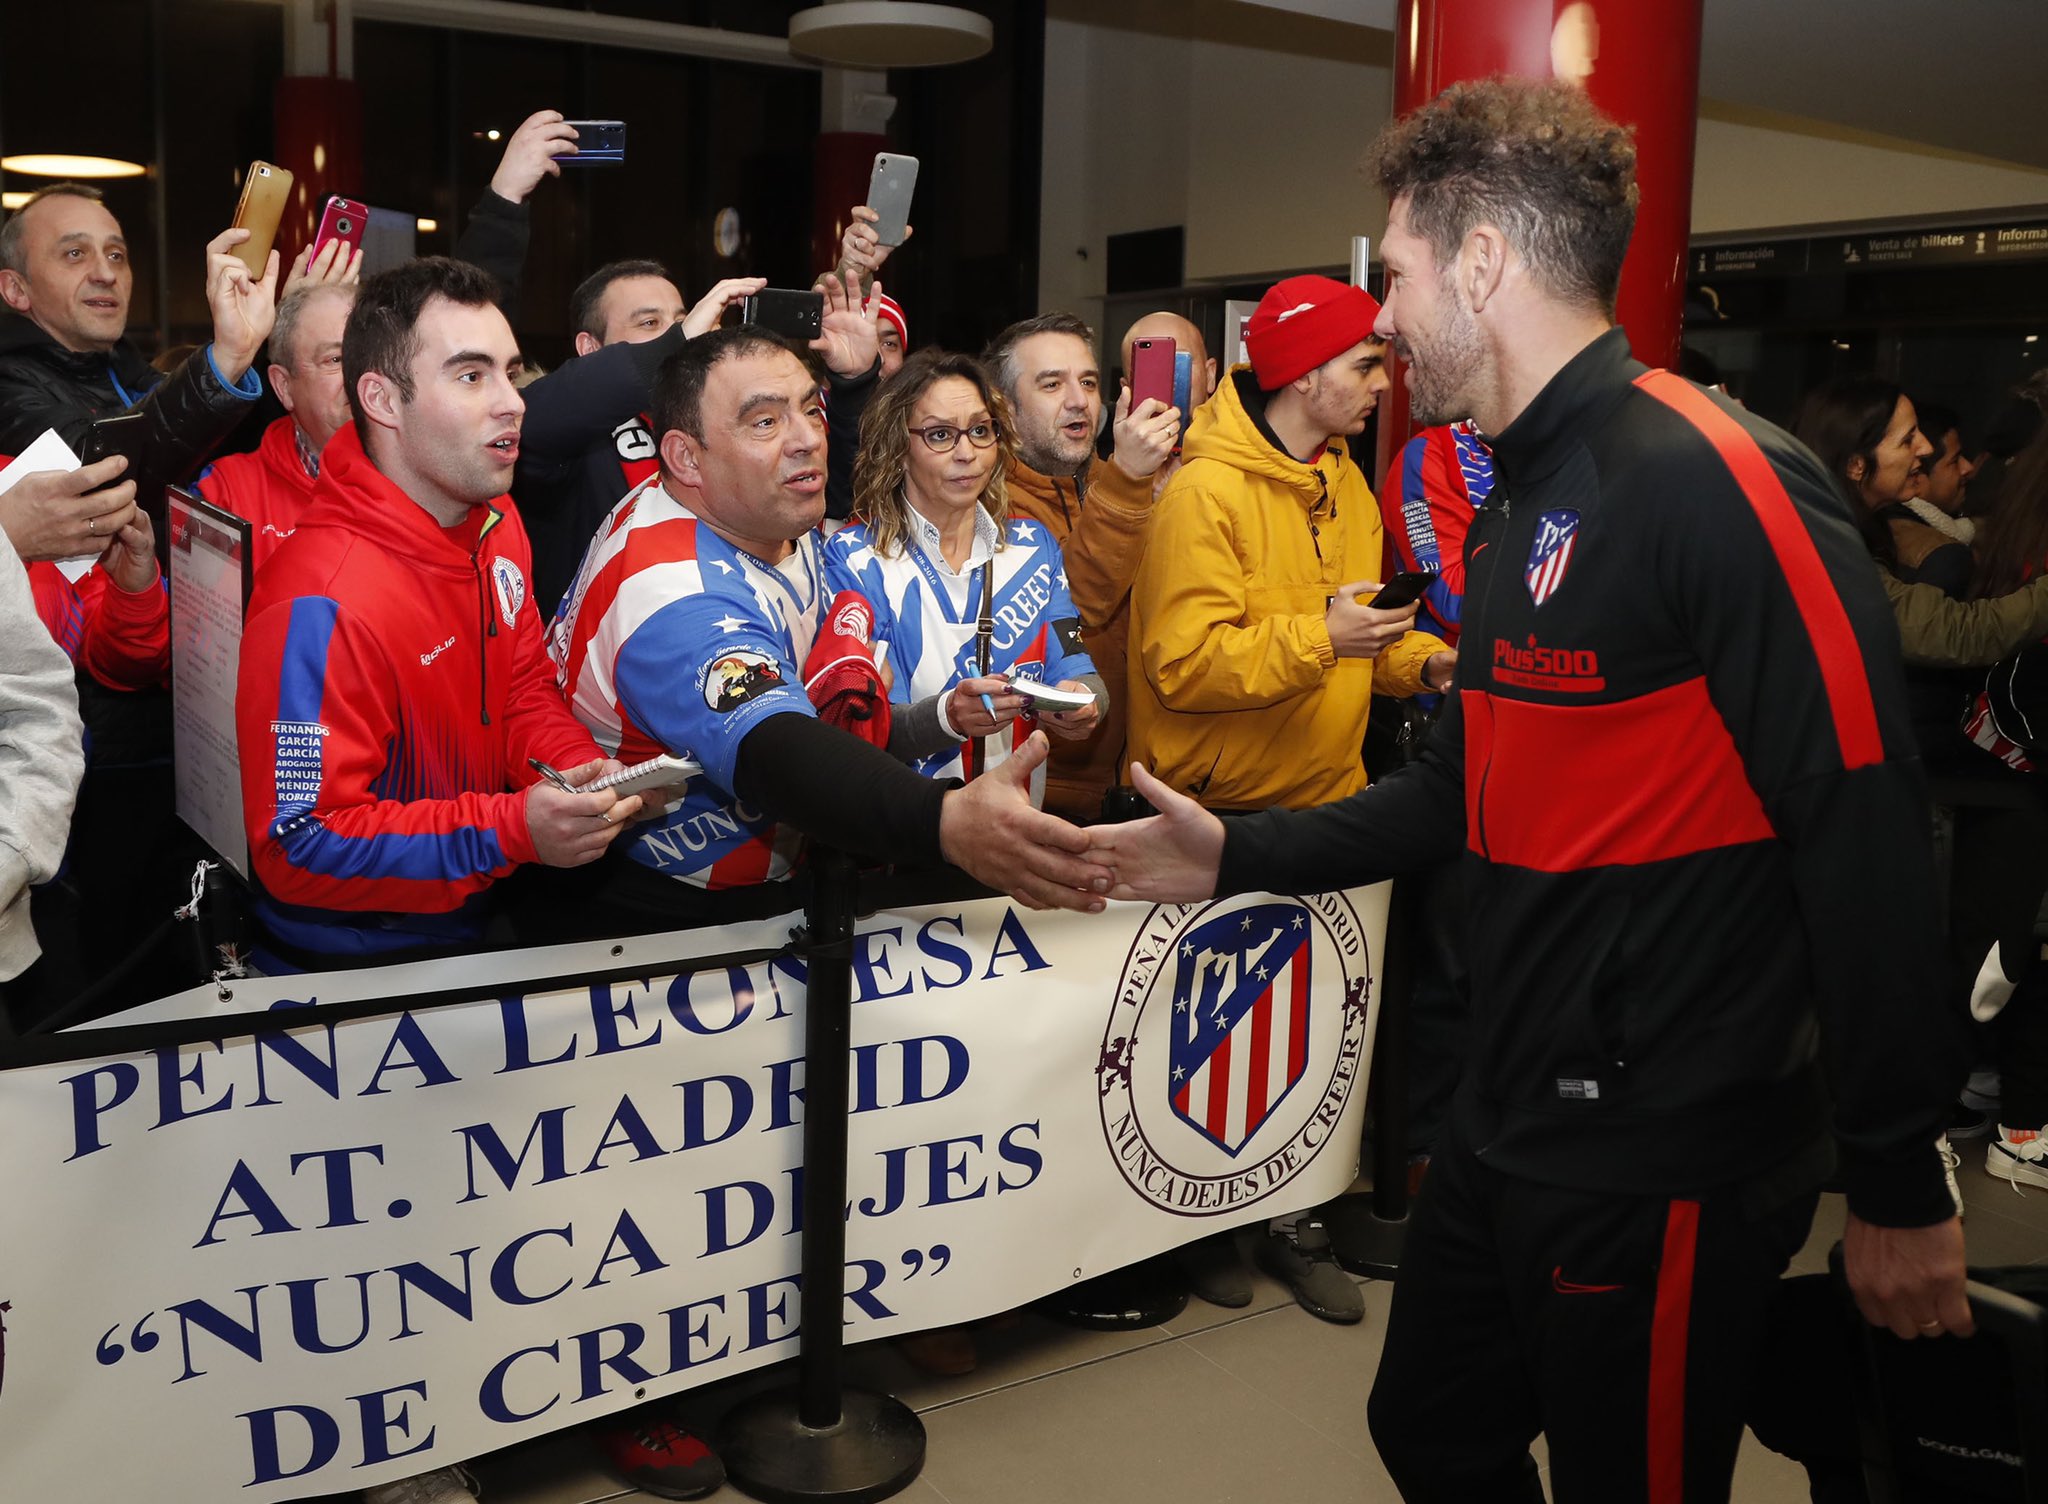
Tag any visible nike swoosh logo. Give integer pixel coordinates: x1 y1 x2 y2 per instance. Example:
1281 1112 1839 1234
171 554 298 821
1552 1266 1625 1295
1470 542 1491 559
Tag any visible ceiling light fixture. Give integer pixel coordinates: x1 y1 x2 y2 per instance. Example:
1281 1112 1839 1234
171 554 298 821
416 218 439 233
1 153 147 179
788 3 993 67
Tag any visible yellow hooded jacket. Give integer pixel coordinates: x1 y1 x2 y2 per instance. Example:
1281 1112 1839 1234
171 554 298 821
1127 367 1446 811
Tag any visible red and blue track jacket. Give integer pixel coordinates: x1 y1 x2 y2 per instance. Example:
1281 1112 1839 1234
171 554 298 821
1385 421 1493 647
237 426 599 956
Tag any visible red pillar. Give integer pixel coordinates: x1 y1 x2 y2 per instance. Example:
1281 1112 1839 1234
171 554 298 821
1375 0 1703 485
273 77 365 270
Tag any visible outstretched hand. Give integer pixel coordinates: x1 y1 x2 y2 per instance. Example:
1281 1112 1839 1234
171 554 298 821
939 731 1111 912
1085 762 1225 904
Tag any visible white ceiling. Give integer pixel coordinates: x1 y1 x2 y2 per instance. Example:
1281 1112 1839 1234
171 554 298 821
1230 0 2048 170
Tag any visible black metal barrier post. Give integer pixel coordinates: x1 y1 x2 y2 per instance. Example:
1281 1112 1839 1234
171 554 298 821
721 849 926 1503
1330 872 1416 1278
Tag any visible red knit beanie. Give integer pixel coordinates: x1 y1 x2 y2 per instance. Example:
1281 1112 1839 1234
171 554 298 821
1245 275 1383 390
874 292 908 347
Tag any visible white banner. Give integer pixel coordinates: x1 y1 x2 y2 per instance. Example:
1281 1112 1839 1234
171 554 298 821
0 887 1385 1501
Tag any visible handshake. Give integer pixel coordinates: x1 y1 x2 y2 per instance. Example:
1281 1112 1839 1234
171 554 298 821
935 740 1219 913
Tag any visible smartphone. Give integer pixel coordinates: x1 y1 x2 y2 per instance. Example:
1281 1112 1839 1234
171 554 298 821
1170 352 1195 455
1367 570 1439 610
309 195 368 266
866 153 919 248
79 411 149 472
741 288 825 342
229 160 295 276
1129 337 1176 413
557 120 626 164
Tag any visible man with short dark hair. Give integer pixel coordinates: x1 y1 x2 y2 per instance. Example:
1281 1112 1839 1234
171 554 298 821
552 324 1113 921
238 257 635 963
198 280 357 570
0 182 277 539
984 312 1180 822
1908 398 1976 542
1095 77 1968 1504
240 264 660 1504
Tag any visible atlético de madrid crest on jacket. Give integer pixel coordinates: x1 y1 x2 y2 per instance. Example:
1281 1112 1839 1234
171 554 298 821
1525 508 1580 606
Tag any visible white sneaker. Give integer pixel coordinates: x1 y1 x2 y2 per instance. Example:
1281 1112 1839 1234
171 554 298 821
1985 1126 2048 1191
1938 1134 1965 1219
363 1465 478 1504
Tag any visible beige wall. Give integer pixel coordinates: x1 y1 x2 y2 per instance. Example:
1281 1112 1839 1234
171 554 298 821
1039 13 2048 317
1690 112 2048 236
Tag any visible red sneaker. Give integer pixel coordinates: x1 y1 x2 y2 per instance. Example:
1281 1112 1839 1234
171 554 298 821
593 1417 724 1501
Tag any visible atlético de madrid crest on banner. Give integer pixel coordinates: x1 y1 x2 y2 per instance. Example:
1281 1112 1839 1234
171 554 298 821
1096 895 1373 1218
1525 508 1580 606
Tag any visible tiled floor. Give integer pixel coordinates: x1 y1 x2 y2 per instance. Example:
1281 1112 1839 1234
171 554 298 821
421 1150 2048 1504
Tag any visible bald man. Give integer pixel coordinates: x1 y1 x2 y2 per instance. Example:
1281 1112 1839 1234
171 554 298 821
1121 313 1217 430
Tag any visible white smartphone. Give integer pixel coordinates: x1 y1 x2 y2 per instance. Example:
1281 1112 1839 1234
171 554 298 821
866 153 919 248
1005 677 1097 711
577 753 702 799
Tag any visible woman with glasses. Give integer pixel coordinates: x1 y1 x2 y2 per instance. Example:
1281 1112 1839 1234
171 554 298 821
824 349 1104 808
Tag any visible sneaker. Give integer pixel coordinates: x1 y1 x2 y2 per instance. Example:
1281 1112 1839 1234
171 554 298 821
1986 1126 2048 1191
363 1466 478 1504
896 1324 978 1376
1950 1100 1996 1142
1253 1216 1364 1325
593 1418 724 1501
1172 1230 1254 1309
1961 1068 2003 1113
1937 1134 1965 1219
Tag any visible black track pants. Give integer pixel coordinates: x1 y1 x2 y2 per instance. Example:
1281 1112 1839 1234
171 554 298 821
1366 1123 1818 1503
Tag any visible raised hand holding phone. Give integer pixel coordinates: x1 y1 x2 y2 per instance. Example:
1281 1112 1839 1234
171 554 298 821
682 277 769 339
490 110 583 204
839 204 914 281
1110 383 1181 483
204 227 280 385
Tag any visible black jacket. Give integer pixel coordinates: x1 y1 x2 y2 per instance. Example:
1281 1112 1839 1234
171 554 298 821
1220 329 1965 1227
0 315 262 519
513 334 881 618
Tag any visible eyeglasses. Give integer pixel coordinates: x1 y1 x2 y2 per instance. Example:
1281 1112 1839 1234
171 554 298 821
910 421 1001 454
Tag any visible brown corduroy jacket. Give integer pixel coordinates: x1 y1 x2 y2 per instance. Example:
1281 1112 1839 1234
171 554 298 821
1004 452 1160 820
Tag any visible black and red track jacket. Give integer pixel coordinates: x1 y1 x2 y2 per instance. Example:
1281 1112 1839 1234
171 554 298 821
1220 328 1965 1227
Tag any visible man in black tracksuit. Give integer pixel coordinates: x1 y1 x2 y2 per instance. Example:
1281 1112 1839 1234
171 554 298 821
1093 79 1970 1503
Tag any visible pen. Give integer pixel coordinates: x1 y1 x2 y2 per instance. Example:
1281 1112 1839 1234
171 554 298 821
527 757 578 793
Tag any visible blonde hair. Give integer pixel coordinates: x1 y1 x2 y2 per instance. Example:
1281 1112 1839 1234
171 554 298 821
851 348 1018 559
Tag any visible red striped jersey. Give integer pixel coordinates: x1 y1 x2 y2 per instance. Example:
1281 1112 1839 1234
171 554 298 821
550 477 824 890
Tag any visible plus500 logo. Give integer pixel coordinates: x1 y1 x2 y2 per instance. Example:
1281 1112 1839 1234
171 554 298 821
1493 637 1600 678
